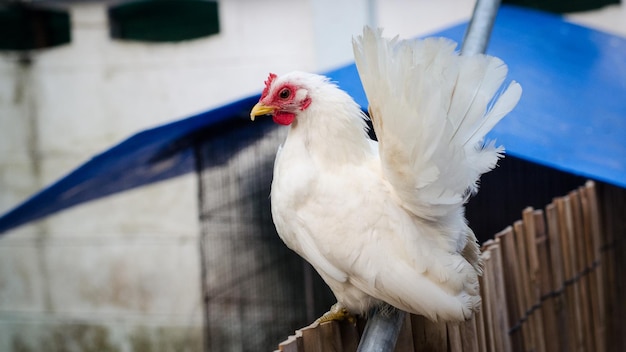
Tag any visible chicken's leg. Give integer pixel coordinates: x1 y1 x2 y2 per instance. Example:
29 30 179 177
316 302 356 324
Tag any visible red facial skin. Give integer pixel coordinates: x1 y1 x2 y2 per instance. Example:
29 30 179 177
260 73 311 125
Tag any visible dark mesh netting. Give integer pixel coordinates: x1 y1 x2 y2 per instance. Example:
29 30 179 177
194 123 334 351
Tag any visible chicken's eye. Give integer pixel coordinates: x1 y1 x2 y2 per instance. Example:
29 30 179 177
279 88 291 100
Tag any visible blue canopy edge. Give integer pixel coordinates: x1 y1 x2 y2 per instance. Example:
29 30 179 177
1 5 625 234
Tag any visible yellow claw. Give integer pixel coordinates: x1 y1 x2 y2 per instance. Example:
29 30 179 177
250 103 276 121
315 303 356 324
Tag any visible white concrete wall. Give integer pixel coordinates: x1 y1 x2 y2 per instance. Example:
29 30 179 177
566 3 626 37
1 0 623 350
0 1 321 350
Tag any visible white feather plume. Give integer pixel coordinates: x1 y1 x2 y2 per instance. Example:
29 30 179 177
353 27 522 219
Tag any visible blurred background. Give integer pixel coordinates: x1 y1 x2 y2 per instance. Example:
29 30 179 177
0 0 624 351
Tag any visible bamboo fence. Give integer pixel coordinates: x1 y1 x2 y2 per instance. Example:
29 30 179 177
274 181 626 351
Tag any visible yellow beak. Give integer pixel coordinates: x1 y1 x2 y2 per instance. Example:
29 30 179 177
250 103 276 121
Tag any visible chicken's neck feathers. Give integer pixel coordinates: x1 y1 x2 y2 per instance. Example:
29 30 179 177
285 87 372 168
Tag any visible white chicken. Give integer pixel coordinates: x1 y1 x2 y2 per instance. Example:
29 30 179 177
250 28 521 322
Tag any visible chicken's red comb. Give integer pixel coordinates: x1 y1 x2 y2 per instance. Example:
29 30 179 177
261 73 277 100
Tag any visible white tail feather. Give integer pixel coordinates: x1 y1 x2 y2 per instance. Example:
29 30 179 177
353 27 521 221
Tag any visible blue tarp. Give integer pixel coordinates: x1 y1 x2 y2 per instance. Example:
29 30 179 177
1 5 625 234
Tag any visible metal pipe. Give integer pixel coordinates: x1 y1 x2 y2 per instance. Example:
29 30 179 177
356 305 406 352
461 0 502 56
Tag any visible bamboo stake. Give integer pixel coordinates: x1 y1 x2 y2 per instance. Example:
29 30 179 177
393 314 414 352
339 319 361 352
319 321 344 352
495 227 524 351
545 202 568 351
447 323 463 352
459 316 480 352
278 329 303 352
513 220 536 350
473 282 488 352
301 323 324 352
570 190 595 351
488 239 512 352
522 208 546 352
557 196 586 351
533 210 559 352
599 183 618 347
579 184 604 351
479 244 496 352
583 182 605 346
410 314 448 352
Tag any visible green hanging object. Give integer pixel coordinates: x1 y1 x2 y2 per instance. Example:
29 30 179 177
502 0 619 13
108 0 220 43
0 3 70 51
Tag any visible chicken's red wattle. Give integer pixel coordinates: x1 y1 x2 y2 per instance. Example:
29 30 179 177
273 112 295 125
